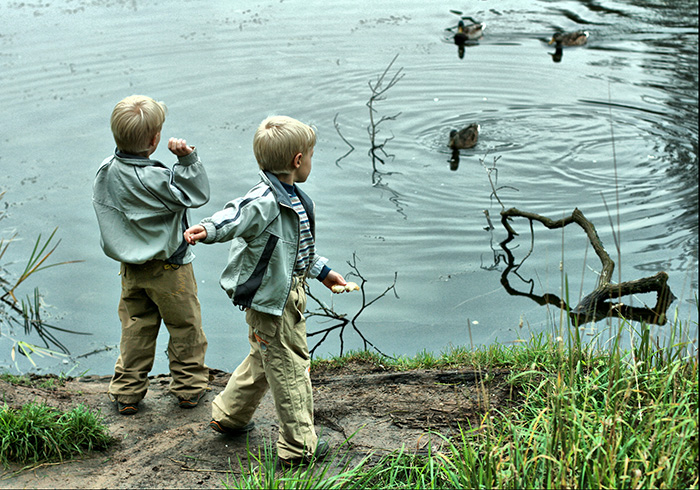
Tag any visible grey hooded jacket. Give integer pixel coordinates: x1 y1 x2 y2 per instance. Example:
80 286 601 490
92 149 210 265
200 171 328 316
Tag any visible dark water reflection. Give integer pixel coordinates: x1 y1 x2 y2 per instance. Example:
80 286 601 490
0 0 697 374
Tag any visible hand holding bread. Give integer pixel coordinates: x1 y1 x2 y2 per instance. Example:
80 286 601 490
331 281 360 293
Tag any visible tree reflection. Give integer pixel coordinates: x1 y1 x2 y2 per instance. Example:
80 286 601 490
305 253 398 358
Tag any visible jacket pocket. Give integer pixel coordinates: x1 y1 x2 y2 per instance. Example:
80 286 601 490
233 233 279 309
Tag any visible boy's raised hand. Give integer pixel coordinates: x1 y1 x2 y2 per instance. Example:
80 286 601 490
184 225 207 245
168 137 194 156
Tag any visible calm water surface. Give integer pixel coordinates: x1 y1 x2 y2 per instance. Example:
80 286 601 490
1 0 697 374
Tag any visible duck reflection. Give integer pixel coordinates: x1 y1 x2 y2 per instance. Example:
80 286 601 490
550 43 564 63
449 149 460 170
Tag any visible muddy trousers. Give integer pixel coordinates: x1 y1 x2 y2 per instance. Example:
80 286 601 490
109 261 209 404
211 278 317 460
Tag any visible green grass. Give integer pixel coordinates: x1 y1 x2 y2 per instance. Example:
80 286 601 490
312 331 597 374
0 373 68 391
0 373 33 387
0 402 113 467
237 316 698 489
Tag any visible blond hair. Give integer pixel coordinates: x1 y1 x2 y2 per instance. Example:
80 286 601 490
253 116 316 174
110 95 167 154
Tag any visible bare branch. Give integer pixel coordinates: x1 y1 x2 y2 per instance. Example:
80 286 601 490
498 207 676 325
333 113 355 166
305 253 397 358
367 54 404 175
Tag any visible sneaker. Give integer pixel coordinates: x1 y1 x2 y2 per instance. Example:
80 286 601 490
277 439 330 469
117 401 139 416
178 390 206 409
209 419 256 435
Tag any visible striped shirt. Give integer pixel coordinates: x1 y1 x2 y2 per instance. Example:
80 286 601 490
289 192 315 275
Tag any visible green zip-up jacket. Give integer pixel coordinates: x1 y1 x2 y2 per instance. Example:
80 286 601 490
92 149 210 265
199 171 328 316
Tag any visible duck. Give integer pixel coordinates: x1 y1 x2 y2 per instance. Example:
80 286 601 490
454 20 485 44
549 30 589 47
449 124 480 150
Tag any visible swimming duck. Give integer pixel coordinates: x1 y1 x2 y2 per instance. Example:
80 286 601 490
449 124 480 150
549 30 589 46
454 20 485 44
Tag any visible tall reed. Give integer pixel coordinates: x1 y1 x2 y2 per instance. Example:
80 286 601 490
362 316 698 489
232 314 698 489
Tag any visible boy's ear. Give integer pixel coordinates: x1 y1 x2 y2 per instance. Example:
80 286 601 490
150 131 161 147
292 152 302 168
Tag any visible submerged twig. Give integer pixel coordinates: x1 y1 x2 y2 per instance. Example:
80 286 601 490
363 54 408 218
306 253 398 358
499 207 676 325
333 113 355 166
480 139 674 326
367 54 404 176
479 155 518 271
480 152 518 211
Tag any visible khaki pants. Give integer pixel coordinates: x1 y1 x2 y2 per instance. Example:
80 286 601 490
109 261 209 403
211 277 316 460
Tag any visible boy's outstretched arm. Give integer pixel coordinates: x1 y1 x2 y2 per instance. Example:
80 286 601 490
184 225 207 245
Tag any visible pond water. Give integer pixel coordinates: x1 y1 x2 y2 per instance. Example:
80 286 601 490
1 0 697 375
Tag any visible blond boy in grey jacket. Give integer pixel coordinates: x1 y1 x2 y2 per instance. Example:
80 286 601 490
92 95 210 415
185 116 349 467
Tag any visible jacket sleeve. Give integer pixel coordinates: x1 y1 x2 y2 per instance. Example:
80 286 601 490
142 149 210 211
307 255 329 279
200 188 277 244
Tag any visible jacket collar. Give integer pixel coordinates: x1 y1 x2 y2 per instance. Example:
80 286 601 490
114 149 162 167
260 170 315 230
261 170 292 207
115 149 149 159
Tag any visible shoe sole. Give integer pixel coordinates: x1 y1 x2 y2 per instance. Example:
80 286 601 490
178 399 200 409
118 404 138 415
178 391 206 409
209 420 255 435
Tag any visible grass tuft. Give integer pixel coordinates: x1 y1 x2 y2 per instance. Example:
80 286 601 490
0 402 112 466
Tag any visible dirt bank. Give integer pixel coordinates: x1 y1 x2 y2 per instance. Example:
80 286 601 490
0 361 514 489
